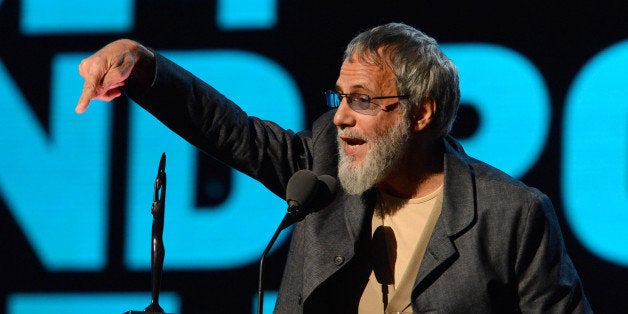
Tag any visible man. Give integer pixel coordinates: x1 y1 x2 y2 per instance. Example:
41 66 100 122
76 23 591 313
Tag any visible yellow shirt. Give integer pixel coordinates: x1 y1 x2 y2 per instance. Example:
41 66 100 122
359 185 444 313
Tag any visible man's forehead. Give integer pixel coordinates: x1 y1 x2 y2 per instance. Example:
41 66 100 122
344 52 385 69
337 58 395 92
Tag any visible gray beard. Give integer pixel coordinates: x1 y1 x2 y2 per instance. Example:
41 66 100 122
337 117 411 195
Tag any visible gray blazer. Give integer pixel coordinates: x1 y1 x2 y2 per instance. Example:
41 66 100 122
127 54 591 313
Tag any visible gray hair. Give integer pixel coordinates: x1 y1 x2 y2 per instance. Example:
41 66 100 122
344 22 460 139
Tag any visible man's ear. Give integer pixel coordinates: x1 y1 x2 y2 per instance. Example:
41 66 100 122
413 97 436 132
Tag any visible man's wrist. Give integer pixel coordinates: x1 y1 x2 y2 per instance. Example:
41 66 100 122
130 44 156 89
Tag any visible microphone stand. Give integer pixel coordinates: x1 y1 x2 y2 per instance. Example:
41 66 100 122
256 170 337 314
125 153 172 314
257 211 299 314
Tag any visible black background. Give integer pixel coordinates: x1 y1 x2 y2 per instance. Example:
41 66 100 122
1 0 627 313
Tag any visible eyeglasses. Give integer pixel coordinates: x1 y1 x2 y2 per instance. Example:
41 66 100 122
324 90 409 116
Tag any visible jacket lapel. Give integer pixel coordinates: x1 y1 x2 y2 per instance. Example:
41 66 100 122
301 192 372 300
413 137 477 294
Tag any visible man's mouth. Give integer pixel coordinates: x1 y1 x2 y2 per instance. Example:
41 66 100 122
338 131 367 157
339 130 367 146
343 136 366 146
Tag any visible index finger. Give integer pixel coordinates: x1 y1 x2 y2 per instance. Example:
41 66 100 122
76 79 97 113
75 59 105 114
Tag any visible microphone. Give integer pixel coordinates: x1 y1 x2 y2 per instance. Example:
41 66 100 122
284 170 338 229
286 169 318 210
257 170 338 314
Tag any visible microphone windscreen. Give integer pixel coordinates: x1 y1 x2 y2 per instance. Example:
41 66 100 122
316 174 338 202
286 170 319 207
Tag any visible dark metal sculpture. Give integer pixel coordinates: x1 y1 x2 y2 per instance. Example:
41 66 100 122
145 152 167 313
126 153 169 314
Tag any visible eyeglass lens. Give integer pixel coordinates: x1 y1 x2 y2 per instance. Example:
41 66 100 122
325 90 340 107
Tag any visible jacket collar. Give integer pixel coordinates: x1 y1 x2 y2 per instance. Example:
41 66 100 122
413 136 477 294
440 136 477 237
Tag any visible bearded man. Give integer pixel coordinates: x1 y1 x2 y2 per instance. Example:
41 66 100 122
76 22 590 313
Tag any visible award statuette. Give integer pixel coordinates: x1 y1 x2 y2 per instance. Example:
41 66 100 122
125 153 172 314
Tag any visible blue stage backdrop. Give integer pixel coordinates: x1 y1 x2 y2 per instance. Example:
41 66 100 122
0 1 626 313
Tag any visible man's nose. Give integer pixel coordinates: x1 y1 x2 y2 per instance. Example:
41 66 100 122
333 99 356 129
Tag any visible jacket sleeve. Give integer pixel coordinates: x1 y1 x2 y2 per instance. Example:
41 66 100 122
515 191 592 313
123 52 314 198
